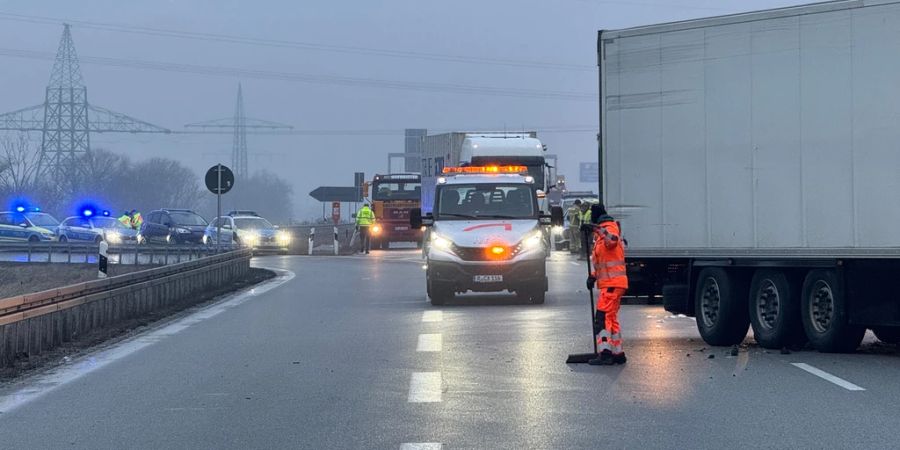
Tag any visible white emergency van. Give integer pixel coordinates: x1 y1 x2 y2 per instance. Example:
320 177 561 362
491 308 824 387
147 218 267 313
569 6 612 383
411 166 563 305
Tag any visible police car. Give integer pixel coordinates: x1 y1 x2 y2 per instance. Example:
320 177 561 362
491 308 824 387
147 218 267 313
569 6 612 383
0 209 57 242
21 208 61 236
58 210 136 244
203 211 291 252
411 166 563 305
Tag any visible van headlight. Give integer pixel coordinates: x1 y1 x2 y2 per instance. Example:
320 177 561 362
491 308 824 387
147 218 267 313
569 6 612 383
523 230 544 250
277 230 291 245
431 232 452 250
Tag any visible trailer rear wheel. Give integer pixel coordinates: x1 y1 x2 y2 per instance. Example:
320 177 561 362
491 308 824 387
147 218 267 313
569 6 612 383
873 327 900 344
695 268 750 346
749 269 805 349
800 269 865 353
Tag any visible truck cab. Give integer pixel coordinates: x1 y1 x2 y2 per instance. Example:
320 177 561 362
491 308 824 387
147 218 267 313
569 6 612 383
411 166 563 305
370 173 423 249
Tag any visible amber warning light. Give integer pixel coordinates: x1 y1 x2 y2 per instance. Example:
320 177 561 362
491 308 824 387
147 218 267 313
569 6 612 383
442 165 528 174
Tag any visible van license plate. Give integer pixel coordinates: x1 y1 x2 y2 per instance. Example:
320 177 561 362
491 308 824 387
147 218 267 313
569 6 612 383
473 275 503 283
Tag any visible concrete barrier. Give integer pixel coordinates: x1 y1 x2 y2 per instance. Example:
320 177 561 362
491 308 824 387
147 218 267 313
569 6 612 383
0 249 251 367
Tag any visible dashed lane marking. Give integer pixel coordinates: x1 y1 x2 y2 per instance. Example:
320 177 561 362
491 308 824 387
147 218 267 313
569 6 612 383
408 372 442 403
400 444 442 450
791 363 865 391
416 334 442 352
422 310 443 322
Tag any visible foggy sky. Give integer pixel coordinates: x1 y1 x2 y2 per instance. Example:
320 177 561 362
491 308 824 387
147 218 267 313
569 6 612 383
0 0 804 219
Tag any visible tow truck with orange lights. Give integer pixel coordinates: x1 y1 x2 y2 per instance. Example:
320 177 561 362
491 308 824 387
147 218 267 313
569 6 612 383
411 165 563 305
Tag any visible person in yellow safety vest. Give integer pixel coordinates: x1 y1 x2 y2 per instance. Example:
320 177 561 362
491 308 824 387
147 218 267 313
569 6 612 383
356 203 376 254
118 211 132 228
130 210 143 230
585 204 629 366
566 200 583 255
117 210 143 230
578 201 593 260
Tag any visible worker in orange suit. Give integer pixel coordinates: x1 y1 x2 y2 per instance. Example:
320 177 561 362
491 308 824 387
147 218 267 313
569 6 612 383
585 204 628 365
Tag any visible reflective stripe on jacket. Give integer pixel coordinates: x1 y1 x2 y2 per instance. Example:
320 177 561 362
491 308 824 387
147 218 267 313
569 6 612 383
566 206 582 227
591 219 628 289
356 207 375 226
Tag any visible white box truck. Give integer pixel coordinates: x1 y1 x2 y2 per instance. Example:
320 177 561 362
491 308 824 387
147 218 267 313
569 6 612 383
420 132 553 213
599 0 900 352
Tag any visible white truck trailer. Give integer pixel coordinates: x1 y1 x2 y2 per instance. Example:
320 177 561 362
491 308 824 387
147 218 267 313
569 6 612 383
599 0 900 352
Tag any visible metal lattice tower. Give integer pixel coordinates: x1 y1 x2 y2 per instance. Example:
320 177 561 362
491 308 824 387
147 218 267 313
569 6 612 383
0 24 170 185
186 83 292 178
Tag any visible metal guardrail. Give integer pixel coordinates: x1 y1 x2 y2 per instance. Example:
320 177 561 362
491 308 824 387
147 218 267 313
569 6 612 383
0 248 251 326
0 242 239 264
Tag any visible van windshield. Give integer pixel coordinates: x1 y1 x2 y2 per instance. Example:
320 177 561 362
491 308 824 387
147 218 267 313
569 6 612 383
436 184 535 220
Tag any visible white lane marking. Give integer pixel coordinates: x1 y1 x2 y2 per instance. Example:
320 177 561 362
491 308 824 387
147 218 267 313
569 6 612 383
0 268 296 414
570 261 581 266
408 372 442 403
400 444 442 450
791 363 866 391
422 310 443 322
416 334 442 352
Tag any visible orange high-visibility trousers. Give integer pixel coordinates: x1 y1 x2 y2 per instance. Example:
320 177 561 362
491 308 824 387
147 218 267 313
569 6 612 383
596 287 625 355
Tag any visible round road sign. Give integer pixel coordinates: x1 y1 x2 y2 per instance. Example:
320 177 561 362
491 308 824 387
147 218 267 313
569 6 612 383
205 164 235 195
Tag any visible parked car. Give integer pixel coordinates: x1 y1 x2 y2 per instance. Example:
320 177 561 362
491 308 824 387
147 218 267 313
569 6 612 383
139 209 208 244
23 210 61 236
0 210 57 242
204 213 290 252
58 215 136 244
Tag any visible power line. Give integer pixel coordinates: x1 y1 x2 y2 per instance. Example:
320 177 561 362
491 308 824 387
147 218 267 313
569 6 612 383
0 11 594 72
0 47 597 101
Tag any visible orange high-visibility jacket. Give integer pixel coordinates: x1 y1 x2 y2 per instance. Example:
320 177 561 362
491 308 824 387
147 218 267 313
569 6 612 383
591 218 628 289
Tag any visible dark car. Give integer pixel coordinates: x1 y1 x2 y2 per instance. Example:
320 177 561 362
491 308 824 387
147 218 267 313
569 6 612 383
139 209 208 244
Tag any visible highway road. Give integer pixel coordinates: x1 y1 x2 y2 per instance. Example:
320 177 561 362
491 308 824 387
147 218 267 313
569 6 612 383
1 250 899 449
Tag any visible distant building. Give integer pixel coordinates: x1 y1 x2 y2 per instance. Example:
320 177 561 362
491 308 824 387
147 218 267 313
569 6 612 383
404 128 426 173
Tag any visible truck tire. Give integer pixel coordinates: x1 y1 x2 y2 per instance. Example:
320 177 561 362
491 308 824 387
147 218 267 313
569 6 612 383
694 268 750 346
800 269 865 353
873 327 900 344
662 284 689 315
748 269 805 349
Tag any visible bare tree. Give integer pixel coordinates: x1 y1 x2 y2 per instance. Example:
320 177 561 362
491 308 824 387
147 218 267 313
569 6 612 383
0 133 40 194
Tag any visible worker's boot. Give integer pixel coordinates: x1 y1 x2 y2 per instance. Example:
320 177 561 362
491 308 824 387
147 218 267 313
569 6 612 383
612 352 627 365
588 350 615 366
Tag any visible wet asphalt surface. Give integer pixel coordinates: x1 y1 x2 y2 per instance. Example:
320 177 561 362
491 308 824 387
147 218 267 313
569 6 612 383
0 249 899 449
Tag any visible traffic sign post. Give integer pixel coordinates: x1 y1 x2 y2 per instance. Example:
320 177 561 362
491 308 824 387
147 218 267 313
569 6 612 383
206 164 235 251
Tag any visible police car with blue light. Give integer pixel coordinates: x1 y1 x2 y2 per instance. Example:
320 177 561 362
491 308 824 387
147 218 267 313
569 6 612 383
0 206 58 242
21 207 62 236
411 165 563 305
58 209 136 244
